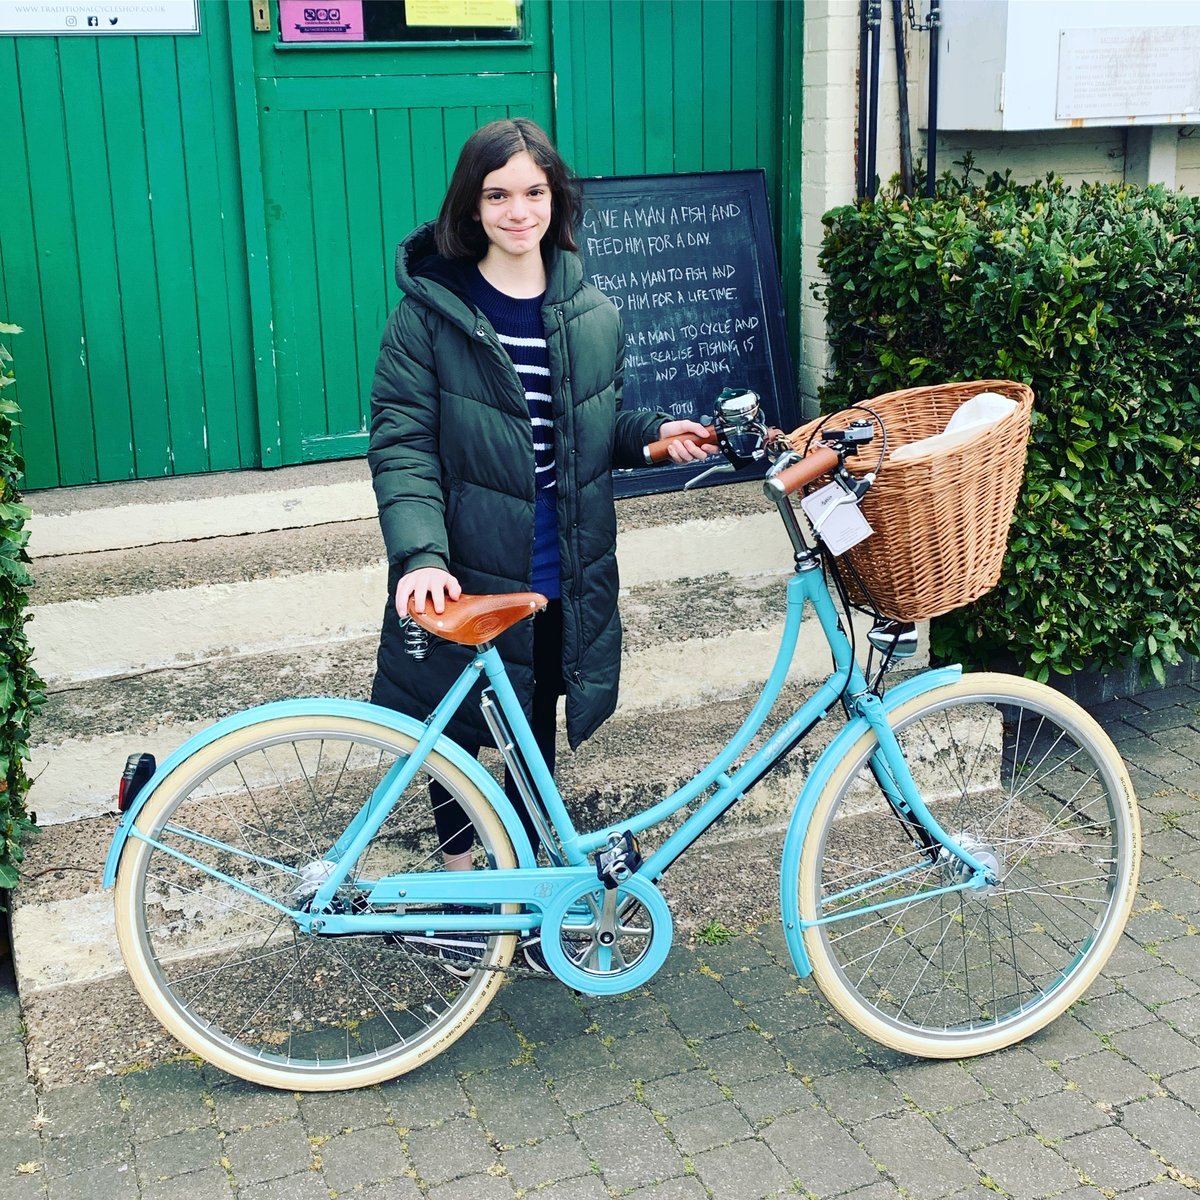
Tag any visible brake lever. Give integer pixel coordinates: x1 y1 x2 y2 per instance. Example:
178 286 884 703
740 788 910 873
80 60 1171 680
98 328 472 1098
684 460 736 489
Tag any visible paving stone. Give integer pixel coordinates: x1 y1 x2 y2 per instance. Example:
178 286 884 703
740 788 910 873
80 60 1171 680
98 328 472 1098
689 1136 792 1199
662 1099 753 1155
4 1167 49 1200
297 1084 391 1134
1120 966 1199 1009
547 1062 633 1116
573 1103 684 1192
859 1113 978 1199
1156 993 1200 1039
140 1166 231 1200
968 1048 1068 1104
442 1018 525 1075
972 1134 1081 1200
467 1063 568 1148
406 1117 496 1188
501 1132 593 1189
695 935 777 975
1061 1051 1163 1106
1025 1013 1104 1063
221 1119 315 1188
41 1127 133 1178
1112 1020 1200 1077
120 1065 213 1138
530 1174 611 1200
1059 1126 1163 1192
1121 1096 1200 1179
1164 1065 1200 1108
583 992 671 1038
427 1173 517 1200
209 1080 300 1132
317 1123 410 1192
695 1028 787 1085
1074 990 1156 1033
889 1060 989 1113
238 1171 337 1200
624 1177 709 1199
774 1022 869 1076
382 1057 472 1128
134 1128 222 1183
930 1099 1025 1153
739 988 829 1035
1015 1090 1110 1139
716 963 800 1006
641 1068 727 1118
732 1070 814 1125
1124 1184 1200 1200
808 1068 906 1126
760 1105 880 1195
652 972 749 1039
38 1077 127 1138
606 1026 700 1081
498 980 591 1044
45 1161 138 1200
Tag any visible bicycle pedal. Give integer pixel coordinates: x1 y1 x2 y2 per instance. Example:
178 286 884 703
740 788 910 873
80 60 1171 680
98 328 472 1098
596 830 642 888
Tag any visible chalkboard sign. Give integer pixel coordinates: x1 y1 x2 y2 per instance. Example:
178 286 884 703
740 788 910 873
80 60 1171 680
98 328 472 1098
577 170 795 495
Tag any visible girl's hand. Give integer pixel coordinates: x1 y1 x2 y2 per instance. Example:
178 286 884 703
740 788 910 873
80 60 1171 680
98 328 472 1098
657 419 718 463
396 567 462 616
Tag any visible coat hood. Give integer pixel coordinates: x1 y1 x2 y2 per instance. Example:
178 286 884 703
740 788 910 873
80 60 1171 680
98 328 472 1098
393 221 586 326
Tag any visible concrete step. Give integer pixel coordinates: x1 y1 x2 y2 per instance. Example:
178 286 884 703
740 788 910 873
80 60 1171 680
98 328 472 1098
17 461 924 1085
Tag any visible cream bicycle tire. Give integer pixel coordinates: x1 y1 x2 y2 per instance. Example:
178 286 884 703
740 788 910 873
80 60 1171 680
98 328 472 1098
114 713 518 1090
797 673 1140 1058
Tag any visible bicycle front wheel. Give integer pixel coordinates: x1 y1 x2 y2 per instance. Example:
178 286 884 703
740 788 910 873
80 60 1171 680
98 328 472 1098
797 673 1140 1058
113 714 518 1090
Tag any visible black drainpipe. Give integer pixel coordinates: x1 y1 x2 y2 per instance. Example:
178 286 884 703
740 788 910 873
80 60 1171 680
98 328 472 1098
892 0 914 195
925 0 941 197
865 0 882 199
856 0 870 199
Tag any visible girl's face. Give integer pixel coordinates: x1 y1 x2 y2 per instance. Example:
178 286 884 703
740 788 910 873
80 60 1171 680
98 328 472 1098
475 151 553 262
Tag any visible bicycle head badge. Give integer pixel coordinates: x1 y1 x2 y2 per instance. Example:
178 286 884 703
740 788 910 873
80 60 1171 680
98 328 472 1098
713 387 769 467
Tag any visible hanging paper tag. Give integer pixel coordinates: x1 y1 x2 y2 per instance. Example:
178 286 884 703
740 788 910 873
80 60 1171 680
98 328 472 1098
799 482 874 556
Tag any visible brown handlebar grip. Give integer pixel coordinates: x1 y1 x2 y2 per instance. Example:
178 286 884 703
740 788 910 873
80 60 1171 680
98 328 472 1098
643 427 719 465
764 446 841 497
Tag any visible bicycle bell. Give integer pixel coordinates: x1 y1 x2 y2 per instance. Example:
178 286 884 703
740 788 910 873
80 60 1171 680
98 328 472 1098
713 386 770 467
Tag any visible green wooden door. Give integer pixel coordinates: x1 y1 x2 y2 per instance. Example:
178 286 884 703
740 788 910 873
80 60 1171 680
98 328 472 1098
246 2 554 466
0 7 259 489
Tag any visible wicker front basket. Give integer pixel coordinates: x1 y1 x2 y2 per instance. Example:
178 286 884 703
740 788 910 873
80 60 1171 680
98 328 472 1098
789 379 1034 623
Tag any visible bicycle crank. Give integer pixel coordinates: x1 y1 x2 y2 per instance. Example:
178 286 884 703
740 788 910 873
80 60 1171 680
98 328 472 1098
538 873 673 995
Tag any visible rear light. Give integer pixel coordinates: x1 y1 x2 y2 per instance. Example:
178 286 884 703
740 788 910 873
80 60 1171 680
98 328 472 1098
118 753 156 813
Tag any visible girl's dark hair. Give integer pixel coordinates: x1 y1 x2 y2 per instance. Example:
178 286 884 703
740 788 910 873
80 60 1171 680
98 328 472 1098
435 118 581 260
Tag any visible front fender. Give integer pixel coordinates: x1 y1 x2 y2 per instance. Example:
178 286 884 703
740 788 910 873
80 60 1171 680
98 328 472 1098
778 665 963 977
103 698 537 887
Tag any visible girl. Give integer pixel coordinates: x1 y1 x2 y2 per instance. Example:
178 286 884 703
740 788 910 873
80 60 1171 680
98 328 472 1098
368 119 711 914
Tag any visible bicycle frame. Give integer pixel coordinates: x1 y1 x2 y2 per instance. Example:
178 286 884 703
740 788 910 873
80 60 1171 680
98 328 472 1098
105 547 988 984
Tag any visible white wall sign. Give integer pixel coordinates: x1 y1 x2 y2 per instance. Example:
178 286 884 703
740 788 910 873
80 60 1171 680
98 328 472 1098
1057 25 1200 121
0 0 200 35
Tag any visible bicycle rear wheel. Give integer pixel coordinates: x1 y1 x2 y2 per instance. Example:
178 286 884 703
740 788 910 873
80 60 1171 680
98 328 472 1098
113 714 518 1090
796 673 1140 1058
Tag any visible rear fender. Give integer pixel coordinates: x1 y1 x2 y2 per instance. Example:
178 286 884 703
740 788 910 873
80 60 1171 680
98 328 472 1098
102 698 537 886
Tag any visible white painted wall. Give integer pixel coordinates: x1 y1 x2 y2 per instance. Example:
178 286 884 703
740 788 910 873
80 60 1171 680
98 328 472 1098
799 0 1200 411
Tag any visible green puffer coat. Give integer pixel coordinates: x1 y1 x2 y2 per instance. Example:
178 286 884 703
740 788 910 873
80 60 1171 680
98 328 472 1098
368 223 667 749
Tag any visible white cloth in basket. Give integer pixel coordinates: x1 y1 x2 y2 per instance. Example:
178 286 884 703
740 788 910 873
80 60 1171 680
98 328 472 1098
888 391 1017 462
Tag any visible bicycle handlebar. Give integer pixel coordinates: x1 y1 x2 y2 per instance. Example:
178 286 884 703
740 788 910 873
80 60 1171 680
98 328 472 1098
764 446 841 498
642 426 720 465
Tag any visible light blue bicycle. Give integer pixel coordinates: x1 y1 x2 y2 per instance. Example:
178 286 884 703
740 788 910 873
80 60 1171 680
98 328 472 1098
105 390 1140 1090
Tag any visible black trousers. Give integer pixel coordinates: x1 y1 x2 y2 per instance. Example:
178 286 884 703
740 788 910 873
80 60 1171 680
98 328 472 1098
431 600 564 858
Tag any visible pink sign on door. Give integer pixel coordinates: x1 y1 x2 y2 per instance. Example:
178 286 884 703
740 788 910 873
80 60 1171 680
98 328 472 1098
279 1 364 42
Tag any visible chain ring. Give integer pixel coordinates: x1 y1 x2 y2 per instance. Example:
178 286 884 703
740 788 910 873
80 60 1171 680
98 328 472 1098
538 873 673 996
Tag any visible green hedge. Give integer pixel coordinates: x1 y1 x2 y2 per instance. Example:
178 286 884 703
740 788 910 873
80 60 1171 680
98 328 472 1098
1 323 41 890
817 168 1200 684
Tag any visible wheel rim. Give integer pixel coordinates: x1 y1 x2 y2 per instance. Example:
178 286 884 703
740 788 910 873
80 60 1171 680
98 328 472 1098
122 721 515 1082
806 688 1132 1047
